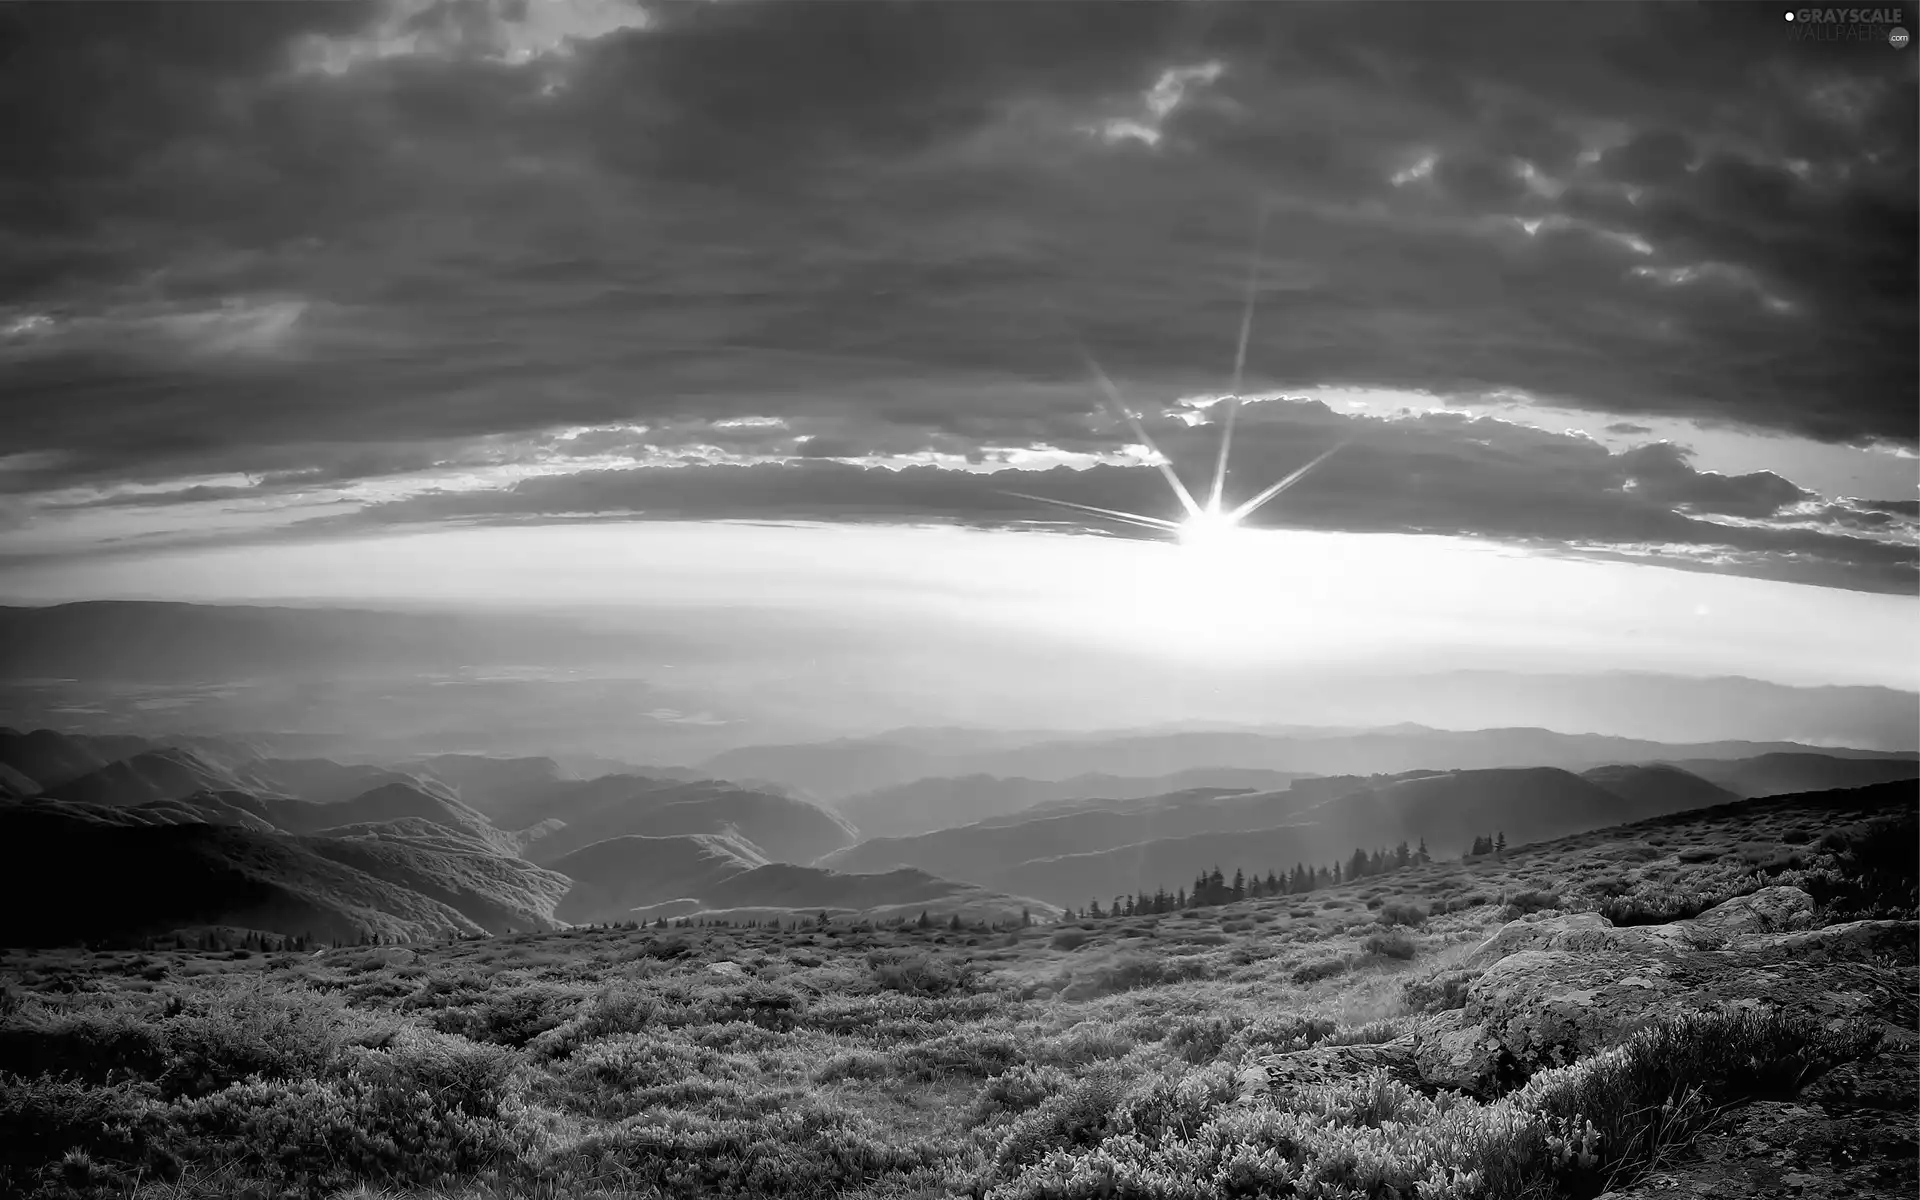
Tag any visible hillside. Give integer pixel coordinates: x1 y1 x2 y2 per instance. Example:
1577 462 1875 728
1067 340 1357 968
702 725 1918 798
1672 751 1920 798
0 779 1909 1200
518 776 858 865
43 747 255 808
834 767 1317 839
549 833 768 923
0 801 491 945
829 767 1726 908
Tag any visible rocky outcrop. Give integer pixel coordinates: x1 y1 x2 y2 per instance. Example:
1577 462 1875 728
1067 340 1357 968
1246 1035 1424 1097
1413 888 1918 1096
1594 1045 1919 1200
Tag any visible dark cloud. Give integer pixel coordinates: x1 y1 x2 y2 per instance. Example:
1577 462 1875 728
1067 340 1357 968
272 404 1918 595
1 0 1914 587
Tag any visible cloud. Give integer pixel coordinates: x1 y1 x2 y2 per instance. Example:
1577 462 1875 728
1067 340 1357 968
240 402 1912 595
1 0 1914 586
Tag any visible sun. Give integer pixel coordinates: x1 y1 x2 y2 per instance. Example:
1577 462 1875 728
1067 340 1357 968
1000 201 1348 552
1176 506 1247 552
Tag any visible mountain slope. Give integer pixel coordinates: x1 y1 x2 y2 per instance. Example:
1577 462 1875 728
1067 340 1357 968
1670 752 1920 799
1580 763 1741 816
0 801 491 945
835 767 1317 839
44 747 254 808
704 725 1917 798
0 728 157 791
549 833 769 923
519 776 857 865
835 767 1722 908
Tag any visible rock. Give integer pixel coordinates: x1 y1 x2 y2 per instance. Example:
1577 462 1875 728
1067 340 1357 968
707 961 745 978
1596 1066 1919 1200
1465 949 1691 1072
1462 911 1613 969
1687 885 1816 939
1754 920 1919 967
1411 1010 1509 1096
1254 1035 1423 1094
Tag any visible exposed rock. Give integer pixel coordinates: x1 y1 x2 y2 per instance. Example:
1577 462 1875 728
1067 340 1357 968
1464 949 1691 1073
1412 890 1916 1096
1594 1047 1918 1199
1685 885 1817 939
1411 1010 1509 1095
1461 911 1613 969
1251 1035 1423 1095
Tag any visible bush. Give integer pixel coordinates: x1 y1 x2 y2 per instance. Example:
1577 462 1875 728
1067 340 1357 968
865 950 979 996
1361 931 1418 960
1290 958 1347 985
1400 970 1474 1014
1503 889 1561 916
1375 902 1427 928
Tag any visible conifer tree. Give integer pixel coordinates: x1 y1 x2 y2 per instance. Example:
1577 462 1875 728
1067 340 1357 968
916 910 931 929
948 912 963 931
1495 831 1507 855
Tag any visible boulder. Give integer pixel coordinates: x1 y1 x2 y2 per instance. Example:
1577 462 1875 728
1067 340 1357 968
1410 891 1913 1095
1462 911 1613 969
1465 949 1691 1072
1251 1035 1423 1095
1687 885 1817 939
1411 1010 1509 1096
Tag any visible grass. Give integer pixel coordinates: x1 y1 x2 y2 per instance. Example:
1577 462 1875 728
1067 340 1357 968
0 786 1911 1199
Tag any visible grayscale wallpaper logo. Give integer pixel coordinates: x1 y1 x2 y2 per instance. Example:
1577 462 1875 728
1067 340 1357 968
1784 7 1911 43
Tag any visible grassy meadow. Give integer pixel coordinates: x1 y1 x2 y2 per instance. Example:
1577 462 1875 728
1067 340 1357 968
2 790 1913 1200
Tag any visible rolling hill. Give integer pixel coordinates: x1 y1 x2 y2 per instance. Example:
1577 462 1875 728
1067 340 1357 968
826 766 1737 908
1670 752 1920 799
515 776 858 865
833 767 1318 839
704 725 1917 798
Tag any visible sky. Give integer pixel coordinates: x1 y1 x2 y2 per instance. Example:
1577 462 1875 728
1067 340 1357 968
0 0 1915 695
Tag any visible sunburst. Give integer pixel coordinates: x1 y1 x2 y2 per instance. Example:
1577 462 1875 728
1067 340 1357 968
1006 204 1346 549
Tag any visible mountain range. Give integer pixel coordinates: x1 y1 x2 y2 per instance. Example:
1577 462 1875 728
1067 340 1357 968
0 720 1912 946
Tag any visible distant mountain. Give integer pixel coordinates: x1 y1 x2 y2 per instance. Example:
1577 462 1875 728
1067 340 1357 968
549 833 768 923
835 767 1318 839
244 758 445 806
44 747 255 808
514 776 858 865
1668 752 1920 799
830 766 1737 908
1579 763 1741 815
702 726 1916 799
401 754 577 815
0 728 155 791
0 800 528 945
628 864 1059 927
261 782 525 857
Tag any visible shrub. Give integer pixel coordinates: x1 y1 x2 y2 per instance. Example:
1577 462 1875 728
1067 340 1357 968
1290 958 1347 985
1400 970 1474 1015
1503 889 1561 916
427 983 579 1048
1375 902 1427 928
1361 931 1417 960
866 950 980 996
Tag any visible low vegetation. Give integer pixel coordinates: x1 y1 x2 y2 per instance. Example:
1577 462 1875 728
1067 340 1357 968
0 788 1910 1199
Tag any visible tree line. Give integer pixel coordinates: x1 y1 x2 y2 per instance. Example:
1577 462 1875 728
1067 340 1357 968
1053 832 1505 922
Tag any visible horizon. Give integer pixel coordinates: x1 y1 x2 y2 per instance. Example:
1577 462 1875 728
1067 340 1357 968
2 0 1916 747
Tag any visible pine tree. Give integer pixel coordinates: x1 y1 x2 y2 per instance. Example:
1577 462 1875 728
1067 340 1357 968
948 912 963 931
1089 899 1104 919
916 910 931 929
1021 907 1033 927
1415 838 1430 865
1394 841 1411 869
1495 831 1507 855
1231 868 1246 901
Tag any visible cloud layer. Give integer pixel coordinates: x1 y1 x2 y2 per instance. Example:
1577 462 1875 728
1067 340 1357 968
1 0 1914 592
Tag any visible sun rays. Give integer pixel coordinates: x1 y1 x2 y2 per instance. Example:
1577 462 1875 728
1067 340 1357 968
1007 202 1345 549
